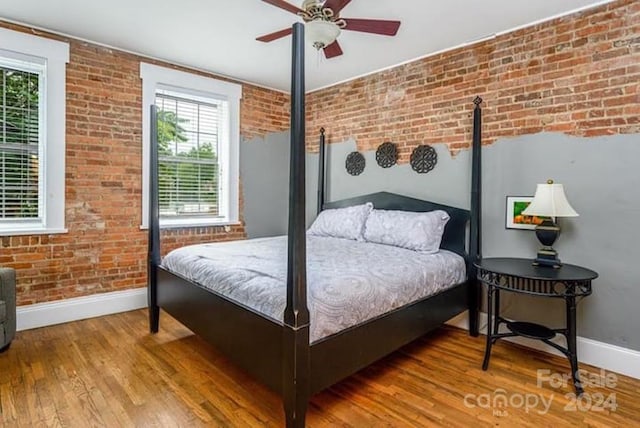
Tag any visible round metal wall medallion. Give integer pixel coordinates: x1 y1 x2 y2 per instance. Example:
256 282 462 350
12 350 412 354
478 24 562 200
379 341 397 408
375 142 398 168
346 151 365 176
410 145 438 174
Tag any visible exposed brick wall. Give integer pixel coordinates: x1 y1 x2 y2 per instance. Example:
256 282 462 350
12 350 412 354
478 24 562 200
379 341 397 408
307 0 639 159
0 22 289 305
242 87 290 140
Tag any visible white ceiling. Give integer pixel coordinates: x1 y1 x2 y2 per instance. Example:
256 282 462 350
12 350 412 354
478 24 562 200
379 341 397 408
0 0 610 92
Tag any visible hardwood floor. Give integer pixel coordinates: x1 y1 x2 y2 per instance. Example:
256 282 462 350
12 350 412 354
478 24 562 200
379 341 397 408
0 310 638 427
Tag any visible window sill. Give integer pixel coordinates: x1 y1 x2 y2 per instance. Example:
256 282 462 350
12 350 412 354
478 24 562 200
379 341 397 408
0 227 68 237
139 221 242 231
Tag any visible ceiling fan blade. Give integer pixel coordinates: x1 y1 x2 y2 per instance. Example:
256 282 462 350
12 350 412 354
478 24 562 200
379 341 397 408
342 18 401 36
323 40 344 58
323 0 353 14
261 0 304 15
256 28 293 42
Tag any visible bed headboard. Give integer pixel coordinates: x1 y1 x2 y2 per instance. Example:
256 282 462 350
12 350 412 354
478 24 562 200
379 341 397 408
323 191 470 258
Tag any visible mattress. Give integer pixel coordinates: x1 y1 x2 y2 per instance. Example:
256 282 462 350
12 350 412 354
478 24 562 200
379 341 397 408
162 235 466 343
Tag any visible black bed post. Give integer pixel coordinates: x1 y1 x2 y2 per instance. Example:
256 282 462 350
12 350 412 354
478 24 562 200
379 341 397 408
283 22 310 428
317 128 326 214
148 104 161 333
468 96 483 337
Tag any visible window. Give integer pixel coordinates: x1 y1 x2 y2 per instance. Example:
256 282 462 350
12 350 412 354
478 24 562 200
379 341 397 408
155 89 226 221
0 28 69 236
0 59 41 223
141 64 241 228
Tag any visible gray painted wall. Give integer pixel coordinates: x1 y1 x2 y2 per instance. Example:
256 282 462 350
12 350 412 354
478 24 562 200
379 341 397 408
481 133 640 352
241 131 640 351
240 131 320 237
241 134 469 234
240 131 290 239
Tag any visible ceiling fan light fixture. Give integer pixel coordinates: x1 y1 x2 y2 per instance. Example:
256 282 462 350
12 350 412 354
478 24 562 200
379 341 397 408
306 20 341 50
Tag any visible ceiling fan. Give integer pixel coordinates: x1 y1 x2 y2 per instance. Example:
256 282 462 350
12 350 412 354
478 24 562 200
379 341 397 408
257 0 401 59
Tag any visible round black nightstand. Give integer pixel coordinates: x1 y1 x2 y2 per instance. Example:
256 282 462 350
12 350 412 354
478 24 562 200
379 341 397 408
474 257 598 395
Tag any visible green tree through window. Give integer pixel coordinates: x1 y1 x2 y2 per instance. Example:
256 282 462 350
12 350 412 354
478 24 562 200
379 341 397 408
155 98 219 219
0 66 40 219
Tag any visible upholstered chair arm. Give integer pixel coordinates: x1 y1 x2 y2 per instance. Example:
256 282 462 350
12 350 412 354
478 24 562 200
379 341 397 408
0 267 16 351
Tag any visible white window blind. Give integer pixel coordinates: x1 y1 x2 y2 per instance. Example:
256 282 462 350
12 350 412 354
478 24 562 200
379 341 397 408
0 58 43 224
155 89 228 221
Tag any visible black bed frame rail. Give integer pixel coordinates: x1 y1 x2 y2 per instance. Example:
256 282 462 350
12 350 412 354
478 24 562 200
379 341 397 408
317 128 325 215
282 22 310 426
148 104 160 333
468 96 483 336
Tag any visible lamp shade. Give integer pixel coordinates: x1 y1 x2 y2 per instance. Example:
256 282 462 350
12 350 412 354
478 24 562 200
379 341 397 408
306 20 341 49
522 181 579 217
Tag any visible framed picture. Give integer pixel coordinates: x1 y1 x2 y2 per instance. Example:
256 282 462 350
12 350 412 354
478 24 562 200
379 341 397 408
505 196 549 230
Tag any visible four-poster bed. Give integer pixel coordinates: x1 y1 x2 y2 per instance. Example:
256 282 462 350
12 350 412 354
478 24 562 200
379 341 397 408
148 23 483 427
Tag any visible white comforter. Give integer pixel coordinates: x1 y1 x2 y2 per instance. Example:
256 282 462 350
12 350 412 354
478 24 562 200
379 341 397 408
162 236 466 343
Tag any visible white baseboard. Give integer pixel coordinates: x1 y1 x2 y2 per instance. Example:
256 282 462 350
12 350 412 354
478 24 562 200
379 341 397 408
447 311 640 380
17 288 148 331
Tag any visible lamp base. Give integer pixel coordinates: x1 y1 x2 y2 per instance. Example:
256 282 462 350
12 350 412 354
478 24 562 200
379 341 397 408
532 220 562 268
532 247 562 269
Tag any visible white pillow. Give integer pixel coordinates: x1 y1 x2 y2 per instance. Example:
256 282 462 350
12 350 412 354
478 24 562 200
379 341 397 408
307 203 373 241
363 209 450 253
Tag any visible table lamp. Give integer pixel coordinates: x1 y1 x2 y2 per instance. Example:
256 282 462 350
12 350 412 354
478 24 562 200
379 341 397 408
522 179 578 268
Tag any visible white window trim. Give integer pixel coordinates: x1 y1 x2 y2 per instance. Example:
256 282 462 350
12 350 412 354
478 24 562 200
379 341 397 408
0 28 69 236
140 63 242 229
